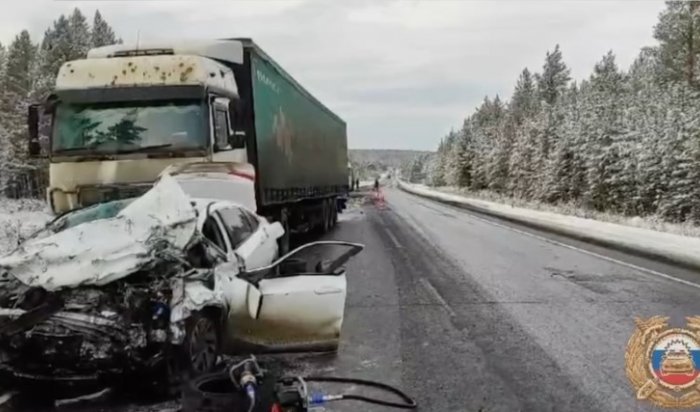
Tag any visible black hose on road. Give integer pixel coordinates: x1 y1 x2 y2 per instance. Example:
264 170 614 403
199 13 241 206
182 369 417 411
303 375 417 409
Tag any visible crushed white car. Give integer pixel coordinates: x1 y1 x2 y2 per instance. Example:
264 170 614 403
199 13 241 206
0 174 363 393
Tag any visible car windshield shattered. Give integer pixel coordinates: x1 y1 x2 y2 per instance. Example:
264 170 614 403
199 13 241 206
40 198 136 236
0 175 199 289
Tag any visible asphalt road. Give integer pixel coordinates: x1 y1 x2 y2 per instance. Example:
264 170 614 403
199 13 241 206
302 187 700 412
12 187 700 411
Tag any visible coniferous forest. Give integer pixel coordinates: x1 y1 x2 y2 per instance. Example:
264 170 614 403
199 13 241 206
0 8 118 198
409 1 700 224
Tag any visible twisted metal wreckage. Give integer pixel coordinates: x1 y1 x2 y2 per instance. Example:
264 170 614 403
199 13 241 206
0 175 229 392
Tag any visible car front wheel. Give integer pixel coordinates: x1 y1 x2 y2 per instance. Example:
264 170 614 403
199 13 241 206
150 310 221 398
185 310 221 377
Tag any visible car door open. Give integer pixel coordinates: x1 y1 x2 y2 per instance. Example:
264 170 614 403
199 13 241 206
232 241 364 352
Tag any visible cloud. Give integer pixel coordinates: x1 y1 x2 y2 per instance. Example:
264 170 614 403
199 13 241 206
0 0 666 150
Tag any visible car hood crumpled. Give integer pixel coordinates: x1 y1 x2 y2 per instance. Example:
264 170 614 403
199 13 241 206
0 174 198 291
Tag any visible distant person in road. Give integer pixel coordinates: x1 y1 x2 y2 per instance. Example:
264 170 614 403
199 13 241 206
355 178 360 190
374 178 380 191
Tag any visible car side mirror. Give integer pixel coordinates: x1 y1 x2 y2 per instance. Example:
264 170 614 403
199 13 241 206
27 104 42 157
267 221 285 240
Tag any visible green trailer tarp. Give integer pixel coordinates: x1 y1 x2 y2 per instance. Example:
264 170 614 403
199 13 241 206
244 43 348 206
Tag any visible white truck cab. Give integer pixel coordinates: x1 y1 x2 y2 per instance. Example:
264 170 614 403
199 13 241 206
32 40 249 214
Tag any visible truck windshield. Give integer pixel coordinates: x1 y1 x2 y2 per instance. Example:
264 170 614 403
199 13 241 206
52 100 207 154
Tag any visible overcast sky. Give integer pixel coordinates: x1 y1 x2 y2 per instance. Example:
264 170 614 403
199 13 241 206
1 0 666 150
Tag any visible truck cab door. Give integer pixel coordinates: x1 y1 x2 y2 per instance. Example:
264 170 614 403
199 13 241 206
231 241 363 352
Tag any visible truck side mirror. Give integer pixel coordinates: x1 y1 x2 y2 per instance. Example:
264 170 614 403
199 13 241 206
27 104 42 157
228 99 246 149
228 131 245 149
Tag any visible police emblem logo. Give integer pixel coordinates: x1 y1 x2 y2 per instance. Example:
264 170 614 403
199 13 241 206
625 316 700 408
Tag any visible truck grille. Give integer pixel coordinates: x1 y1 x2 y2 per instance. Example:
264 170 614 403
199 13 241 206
78 184 152 207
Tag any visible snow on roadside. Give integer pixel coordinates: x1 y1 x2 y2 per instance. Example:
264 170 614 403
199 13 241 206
400 181 700 271
431 185 700 238
0 198 52 255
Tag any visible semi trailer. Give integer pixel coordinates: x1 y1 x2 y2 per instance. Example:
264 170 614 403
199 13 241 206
28 39 349 252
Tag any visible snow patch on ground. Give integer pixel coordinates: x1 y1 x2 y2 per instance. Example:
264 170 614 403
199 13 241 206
0 198 52 255
431 185 700 238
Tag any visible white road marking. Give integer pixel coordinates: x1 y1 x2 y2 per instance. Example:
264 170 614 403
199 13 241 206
406 194 700 290
419 277 457 317
385 228 403 248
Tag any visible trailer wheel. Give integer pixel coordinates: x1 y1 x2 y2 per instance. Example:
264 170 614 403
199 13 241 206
320 199 330 233
331 198 338 227
325 198 334 232
329 197 338 229
278 210 290 255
